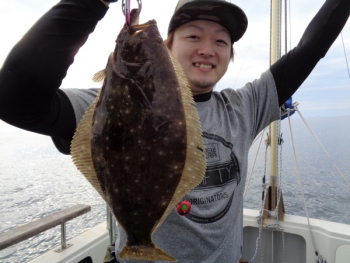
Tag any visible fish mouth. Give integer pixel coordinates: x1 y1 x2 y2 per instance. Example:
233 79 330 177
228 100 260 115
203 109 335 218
192 62 216 69
129 20 157 35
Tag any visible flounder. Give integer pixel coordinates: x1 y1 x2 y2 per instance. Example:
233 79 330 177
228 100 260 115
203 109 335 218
71 11 206 262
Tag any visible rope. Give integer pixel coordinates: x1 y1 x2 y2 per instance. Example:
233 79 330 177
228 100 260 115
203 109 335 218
264 223 283 231
288 0 291 51
275 132 283 221
282 231 285 263
340 32 350 80
244 127 268 200
285 0 288 54
252 129 264 146
249 130 286 263
250 211 264 263
287 112 318 254
296 108 350 189
276 129 285 263
250 130 285 263
250 135 270 263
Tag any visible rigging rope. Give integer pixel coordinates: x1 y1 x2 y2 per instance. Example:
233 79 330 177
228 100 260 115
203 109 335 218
248 136 287 263
278 133 285 263
340 32 350 80
249 130 286 263
249 132 269 263
288 0 291 51
296 108 350 189
287 112 318 255
252 129 264 146
244 127 268 200
285 0 288 54
249 0 291 256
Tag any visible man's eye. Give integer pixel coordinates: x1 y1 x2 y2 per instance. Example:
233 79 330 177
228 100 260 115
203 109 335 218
217 39 228 45
187 35 199 39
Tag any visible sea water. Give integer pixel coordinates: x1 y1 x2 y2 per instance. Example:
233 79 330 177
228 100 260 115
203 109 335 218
0 116 349 263
244 116 350 224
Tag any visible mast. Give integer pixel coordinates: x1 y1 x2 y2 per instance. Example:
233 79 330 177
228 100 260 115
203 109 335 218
263 0 285 222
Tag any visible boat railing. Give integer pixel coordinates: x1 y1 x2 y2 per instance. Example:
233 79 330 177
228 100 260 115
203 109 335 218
0 204 91 252
106 205 117 245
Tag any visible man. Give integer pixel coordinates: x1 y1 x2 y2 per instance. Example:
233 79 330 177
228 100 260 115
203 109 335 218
0 0 349 262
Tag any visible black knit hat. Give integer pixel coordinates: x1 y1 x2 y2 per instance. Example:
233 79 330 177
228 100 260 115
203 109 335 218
168 0 248 43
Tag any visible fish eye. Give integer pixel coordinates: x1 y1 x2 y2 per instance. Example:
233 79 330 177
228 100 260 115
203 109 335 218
139 32 148 39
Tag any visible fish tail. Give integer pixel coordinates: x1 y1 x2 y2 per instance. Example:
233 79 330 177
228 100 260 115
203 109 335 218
119 245 177 262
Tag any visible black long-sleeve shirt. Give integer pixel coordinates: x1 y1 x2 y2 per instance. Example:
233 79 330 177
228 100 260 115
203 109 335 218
0 0 349 151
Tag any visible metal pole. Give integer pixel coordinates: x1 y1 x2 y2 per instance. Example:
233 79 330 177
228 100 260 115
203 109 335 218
270 0 282 213
106 205 117 245
61 223 67 249
272 231 274 263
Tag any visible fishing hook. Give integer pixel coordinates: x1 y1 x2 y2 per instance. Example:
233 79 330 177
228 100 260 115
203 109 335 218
122 0 142 26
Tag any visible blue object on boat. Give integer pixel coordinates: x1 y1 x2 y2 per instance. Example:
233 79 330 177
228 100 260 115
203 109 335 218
284 97 293 108
281 97 296 120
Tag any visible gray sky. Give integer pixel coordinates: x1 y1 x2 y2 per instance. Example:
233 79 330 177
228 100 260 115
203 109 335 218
0 0 349 118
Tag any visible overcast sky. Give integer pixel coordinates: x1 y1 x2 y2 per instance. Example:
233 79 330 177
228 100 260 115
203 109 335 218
0 0 349 123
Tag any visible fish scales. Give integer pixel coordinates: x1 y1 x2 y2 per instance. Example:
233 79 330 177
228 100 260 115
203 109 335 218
71 12 206 262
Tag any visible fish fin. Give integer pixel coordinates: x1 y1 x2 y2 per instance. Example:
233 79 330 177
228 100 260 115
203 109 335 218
119 245 177 262
93 69 107 83
154 48 206 233
70 90 107 201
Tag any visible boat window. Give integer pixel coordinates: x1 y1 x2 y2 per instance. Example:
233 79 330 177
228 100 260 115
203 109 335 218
335 245 350 263
78 256 93 263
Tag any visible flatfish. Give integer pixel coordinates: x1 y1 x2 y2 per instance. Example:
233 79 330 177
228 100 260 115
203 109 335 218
71 11 206 262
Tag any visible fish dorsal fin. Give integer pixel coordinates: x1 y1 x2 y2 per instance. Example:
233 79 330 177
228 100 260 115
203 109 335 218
93 69 107 83
153 49 207 233
70 90 107 201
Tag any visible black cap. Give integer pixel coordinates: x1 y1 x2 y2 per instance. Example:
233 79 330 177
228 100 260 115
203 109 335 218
168 0 248 43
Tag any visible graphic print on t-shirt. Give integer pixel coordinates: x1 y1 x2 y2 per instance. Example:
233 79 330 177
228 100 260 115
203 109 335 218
184 132 241 224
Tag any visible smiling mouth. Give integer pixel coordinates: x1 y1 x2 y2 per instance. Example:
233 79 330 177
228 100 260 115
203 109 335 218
193 63 215 69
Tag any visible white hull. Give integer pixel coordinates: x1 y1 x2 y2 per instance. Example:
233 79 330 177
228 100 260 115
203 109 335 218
243 209 350 263
27 209 350 263
29 222 109 263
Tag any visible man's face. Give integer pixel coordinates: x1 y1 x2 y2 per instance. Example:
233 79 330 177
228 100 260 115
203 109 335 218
170 20 232 95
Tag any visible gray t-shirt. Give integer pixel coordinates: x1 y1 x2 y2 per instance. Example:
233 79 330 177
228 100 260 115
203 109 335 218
60 69 279 263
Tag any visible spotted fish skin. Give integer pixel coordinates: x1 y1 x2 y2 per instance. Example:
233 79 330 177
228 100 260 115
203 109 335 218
92 20 187 260
71 11 206 261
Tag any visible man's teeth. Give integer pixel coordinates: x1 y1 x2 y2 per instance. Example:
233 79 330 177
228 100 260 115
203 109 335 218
194 63 213 69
